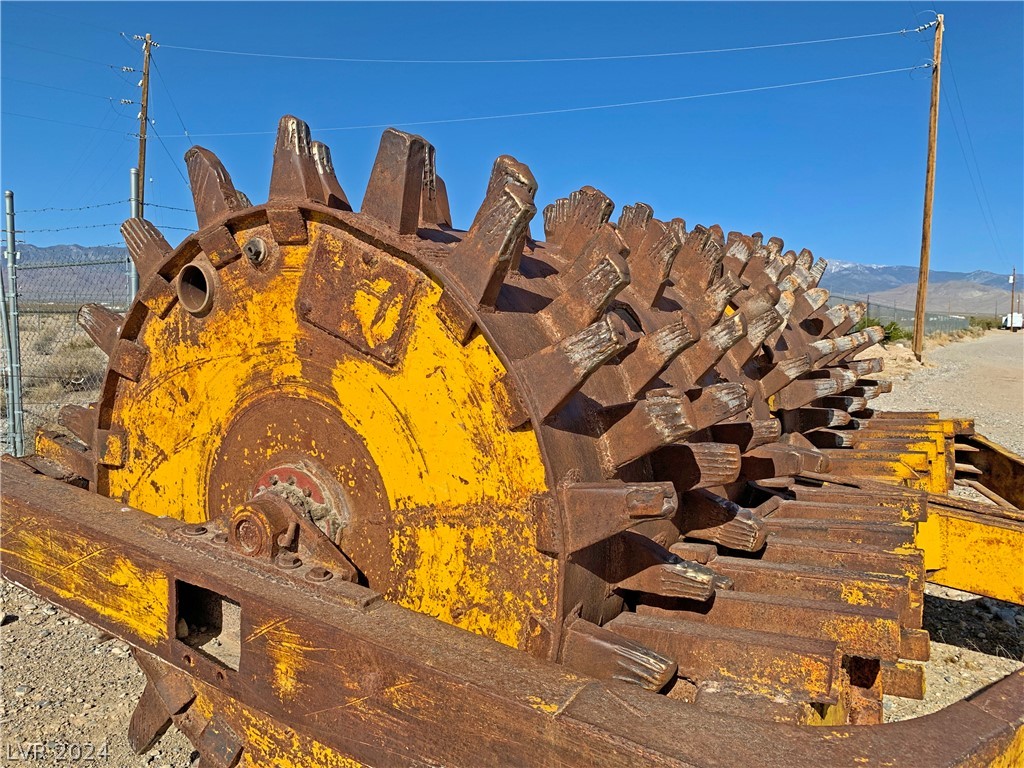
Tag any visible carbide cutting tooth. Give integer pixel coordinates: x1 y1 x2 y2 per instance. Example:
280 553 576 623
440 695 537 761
846 358 884 376
830 368 859 393
722 231 754 277
78 304 123 356
795 249 814 271
669 312 746 384
310 140 352 212
766 236 784 259
361 127 429 234
681 490 767 552
618 314 699 399
448 168 536 309
543 186 613 256
780 407 851 432
808 257 828 287
505 314 628 427
57 404 95 445
671 223 725 292
774 289 796 321
688 383 749 433
805 430 856 448
695 273 742 329
556 481 677 554
539 226 629 337
709 418 782 451
724 308 783 368
759 355 812 398
651 442 742 491
805 303 847 337
612 532 729 601
560 616 677 692
602 388 697 469
120 218 172 283
773 375 841 411
741 443 806 479
184 146 247 229
791 287 831 322
127 682 173 754
617 204 679 307
607 612 844 707
268 115 324 204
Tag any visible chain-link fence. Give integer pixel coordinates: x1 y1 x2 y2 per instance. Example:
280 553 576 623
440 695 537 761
2 251 133 454
827 293 970 335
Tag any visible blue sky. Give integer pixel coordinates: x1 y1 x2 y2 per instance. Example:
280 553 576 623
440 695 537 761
2 2 1021 276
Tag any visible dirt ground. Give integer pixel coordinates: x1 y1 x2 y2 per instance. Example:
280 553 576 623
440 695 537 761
1 331 1022 764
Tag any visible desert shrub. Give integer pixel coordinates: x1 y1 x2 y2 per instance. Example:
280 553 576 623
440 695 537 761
969 316 1000 330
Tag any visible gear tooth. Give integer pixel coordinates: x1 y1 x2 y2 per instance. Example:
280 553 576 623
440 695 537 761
361 127 429 234
602 388 697 469
448 178 535 309
417 143 451 227
234 190 252 208
808 257 829 287
559 481 677 553
614 532 719 602
743 307 784 350
723 231 753 277
505 314 629 427
669 312 746 384
650 442 742 491
688 382 749 433
619 314 698 399
57 404 96 446
560 616 677 691
847 357 883 377
766 236 784 259
77 303 123 356
681 490 768 552
795 248 814 271
777 273 800 293
779 407 851 432
774 375 843 411
539 226 629 338
121 218 172 283
759 354 812 397
616 202 654 237
268 115 323 204
696 273 742 329
486 155 537 199
672 224 724 293
310 140 352 212
708 418 781 452
619 213 680 308
184 146 245 229
804 429 856 449
774 290 796 320
543 186 613 254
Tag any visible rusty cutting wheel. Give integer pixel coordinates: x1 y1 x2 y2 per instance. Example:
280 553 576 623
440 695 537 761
38 116 938 758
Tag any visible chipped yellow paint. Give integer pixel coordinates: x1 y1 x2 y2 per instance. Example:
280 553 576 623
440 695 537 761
190 683 365 768
839 583 868 606
987 721 1024 768
244 617 316 700
916 507 1024 604
526 695 561 714
0 512 168 645
105 220 556 651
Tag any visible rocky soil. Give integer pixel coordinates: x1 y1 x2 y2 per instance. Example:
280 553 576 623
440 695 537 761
1 331 1022 762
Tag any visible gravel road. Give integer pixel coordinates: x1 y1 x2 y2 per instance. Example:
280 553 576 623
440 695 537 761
1 331 1022 763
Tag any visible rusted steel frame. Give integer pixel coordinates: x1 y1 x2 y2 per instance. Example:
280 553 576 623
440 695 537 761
955 433 1024 509
4 461 1024 767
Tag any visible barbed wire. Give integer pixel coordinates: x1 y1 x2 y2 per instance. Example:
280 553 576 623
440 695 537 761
19 201 128 214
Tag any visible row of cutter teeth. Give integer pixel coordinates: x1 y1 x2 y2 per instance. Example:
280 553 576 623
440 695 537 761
34 114 937 727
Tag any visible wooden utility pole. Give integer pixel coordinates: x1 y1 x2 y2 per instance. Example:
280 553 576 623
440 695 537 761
136 33 153 218
1011 267 1017 332
912 15 943 362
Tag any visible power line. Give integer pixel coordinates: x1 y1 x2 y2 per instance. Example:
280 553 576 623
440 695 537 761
1 76 130 103
161 63 931 138
1 111 132 134
159 22 937 64
942 46 1007 260
147 120 192 189
2 42 130 71
150 51 192 141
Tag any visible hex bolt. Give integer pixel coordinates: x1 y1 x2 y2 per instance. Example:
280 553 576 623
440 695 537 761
306 566 333 583
275 552 302 570
182 524 208 537
243 237 268 266
212 532 228 545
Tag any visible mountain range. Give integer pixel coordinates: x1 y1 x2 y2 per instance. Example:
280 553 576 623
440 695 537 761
5 245 1019 316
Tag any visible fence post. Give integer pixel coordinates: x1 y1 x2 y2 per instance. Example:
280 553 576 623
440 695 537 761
4 190 25 455
128 167 140 305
